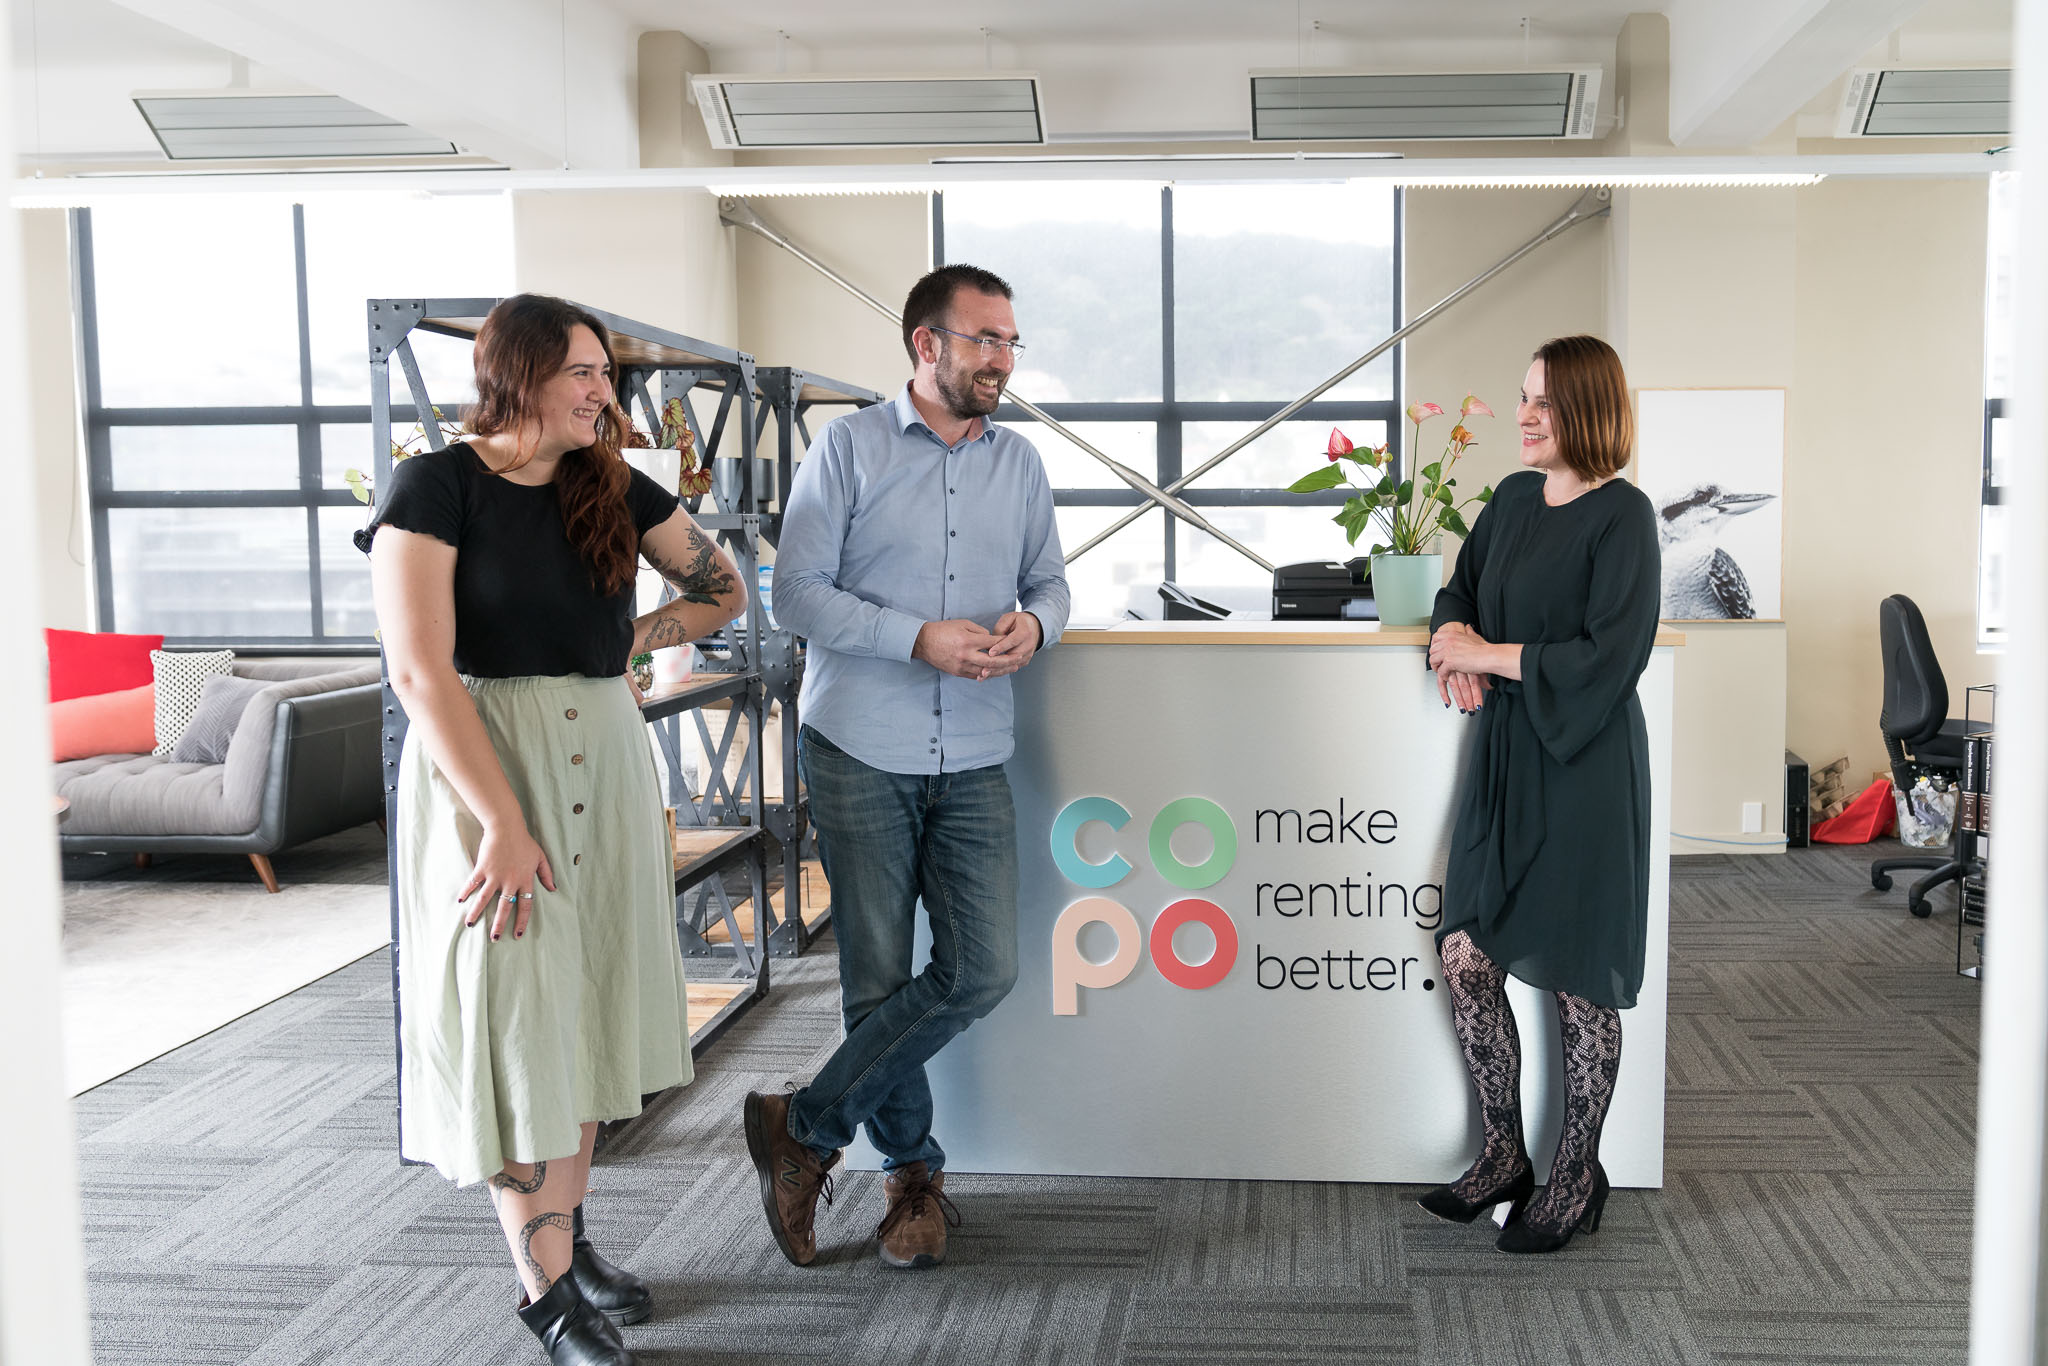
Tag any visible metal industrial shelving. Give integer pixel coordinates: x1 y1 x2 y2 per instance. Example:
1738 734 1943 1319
752 365 887 956
370 299 788 1139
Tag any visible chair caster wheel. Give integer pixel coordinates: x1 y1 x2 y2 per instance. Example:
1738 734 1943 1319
1909 893 1931 919
1872 873 1893 892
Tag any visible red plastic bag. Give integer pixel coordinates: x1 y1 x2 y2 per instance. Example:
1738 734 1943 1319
1812 778 1897 844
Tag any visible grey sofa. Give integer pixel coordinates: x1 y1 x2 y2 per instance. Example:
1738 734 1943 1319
56 660 385 892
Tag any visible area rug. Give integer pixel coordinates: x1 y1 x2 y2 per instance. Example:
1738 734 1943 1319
60 823 390 1093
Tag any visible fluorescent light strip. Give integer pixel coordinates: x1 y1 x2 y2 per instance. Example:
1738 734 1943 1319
707 171 1829 196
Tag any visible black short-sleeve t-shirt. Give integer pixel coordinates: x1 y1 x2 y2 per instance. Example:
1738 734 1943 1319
354 443 679 678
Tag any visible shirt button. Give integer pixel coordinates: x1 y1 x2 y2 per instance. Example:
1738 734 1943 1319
949 488 956 493
929 737 936 742
573 803 585 814
948 574 955 581
571 754 585 765
949 530 956 537
933 709 941 716
565 708 577 720
573 854 582 865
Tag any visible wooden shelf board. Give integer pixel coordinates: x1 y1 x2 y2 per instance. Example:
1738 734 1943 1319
672 826 758 883
686 981 749 1042
695 859 831 945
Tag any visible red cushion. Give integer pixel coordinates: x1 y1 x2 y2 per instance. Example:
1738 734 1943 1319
46 628 164 702
50 683 157 762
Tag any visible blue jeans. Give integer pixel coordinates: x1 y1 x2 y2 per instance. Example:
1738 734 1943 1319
785 726 1020 1172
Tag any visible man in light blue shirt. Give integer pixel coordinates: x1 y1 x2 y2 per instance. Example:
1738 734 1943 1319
744 265 1069 1273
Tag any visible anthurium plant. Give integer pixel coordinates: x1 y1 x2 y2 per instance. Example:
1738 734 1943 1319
1288 395 1497 555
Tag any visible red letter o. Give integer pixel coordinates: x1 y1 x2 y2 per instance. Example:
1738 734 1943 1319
1148 898 1238 990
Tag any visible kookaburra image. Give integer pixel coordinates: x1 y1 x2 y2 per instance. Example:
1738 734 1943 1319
1654 485 1776 619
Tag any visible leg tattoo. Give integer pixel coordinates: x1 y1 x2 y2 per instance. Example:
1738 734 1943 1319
517 1211 574 1295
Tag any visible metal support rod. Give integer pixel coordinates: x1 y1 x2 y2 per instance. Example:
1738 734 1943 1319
719 197 1276 572
1065 185 1613 563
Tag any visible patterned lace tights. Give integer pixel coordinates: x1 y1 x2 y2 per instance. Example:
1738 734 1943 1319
1438 931 1624 1233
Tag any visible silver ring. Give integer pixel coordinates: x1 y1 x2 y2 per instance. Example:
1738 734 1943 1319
519 892 534 901
500 892 517 903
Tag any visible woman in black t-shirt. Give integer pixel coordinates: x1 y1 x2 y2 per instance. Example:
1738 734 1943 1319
362 295 746 1364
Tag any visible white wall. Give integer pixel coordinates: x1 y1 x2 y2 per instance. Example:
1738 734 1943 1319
24 208 89 631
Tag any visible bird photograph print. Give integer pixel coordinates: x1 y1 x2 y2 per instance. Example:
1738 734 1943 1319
1634 388 1784 621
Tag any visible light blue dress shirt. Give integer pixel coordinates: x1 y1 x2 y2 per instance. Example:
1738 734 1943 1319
773 384 1071 775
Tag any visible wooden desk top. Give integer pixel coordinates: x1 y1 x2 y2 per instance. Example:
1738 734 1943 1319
1059 620 1686 647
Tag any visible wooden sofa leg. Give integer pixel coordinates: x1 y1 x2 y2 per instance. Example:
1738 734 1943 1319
249 854 281 894
133 853 151 869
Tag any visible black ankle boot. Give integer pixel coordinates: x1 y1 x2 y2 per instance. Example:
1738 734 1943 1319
517 1275 635 1365
1495 1162 1609 1255
1417 1161 1535 1225
571 1204 653 1326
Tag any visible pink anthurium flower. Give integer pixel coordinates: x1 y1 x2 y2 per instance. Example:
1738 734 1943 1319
1406 401 1445 425
1460 394 1494 419
1326 427 1353 461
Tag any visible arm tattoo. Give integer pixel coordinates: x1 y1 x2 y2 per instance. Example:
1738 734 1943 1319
641 615 692 652
517 1210 574 1295
645 528 736 606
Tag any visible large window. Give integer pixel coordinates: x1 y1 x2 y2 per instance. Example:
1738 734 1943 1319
76 194 514 644
938 182 1401 619
1979 172 2015 646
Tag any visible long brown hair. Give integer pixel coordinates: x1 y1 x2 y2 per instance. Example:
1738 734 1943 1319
467 294 639 595
1532 335 1634 482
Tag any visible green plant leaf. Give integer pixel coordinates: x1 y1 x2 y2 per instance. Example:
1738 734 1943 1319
1421 461 1442 482
1375 475 1395 497
1478 485 1494 503
1445 509 1470 537
1396 479 1413 503
1436 486 1453 505
1288 465 1349 493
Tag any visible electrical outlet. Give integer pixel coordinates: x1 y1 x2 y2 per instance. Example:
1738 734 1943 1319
1741 801 1764 834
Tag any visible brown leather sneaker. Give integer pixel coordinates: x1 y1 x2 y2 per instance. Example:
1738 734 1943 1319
743 1090 839 1267
876 1162 961 1270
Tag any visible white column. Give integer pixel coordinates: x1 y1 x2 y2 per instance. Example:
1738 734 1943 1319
0 34 93 1366
1970 2 2048 1361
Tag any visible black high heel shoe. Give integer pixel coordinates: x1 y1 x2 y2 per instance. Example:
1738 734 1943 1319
1417 1162 1535 1225
1495 1162 1609 1254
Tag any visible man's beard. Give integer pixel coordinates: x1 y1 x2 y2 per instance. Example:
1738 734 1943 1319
935 349 1004 420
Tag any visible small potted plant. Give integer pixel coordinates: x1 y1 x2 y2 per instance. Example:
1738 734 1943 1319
622 396 714 499
1287 395 1496 627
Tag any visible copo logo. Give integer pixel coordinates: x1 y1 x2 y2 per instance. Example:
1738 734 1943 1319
1049 796 1239 1014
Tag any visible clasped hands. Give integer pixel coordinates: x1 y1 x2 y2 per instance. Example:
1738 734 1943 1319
914 612 1041 680
1430 621 1495 715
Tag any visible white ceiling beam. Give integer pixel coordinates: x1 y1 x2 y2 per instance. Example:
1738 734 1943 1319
8 150 2006 207
1666 0 1930 148
105 0 640 169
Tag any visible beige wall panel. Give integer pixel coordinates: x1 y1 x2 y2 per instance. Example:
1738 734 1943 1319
1402 188 1609 505
733 194 929 395
23 208 89 630
1610 186 1798 849
511 190 738 352
1788 178 1993 783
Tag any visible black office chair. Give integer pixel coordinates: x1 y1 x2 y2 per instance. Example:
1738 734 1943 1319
1868 594 1984 918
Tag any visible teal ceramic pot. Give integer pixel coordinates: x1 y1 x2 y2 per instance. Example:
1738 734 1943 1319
1369 552 1443 627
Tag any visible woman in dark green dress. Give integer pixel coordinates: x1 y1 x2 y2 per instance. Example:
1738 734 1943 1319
1416 335 1661 1254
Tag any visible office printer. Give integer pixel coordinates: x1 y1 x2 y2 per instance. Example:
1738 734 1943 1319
1272 559 1377 620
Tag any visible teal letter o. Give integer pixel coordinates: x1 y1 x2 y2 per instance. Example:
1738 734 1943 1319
1149 797 1237 890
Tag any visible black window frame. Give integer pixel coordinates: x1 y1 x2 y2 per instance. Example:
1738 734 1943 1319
74 203 432 650
933 185 1404 593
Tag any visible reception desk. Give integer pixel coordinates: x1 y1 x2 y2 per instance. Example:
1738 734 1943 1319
846 620 1680 1188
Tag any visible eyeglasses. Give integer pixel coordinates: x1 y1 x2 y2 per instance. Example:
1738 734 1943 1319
926 325 1027 359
